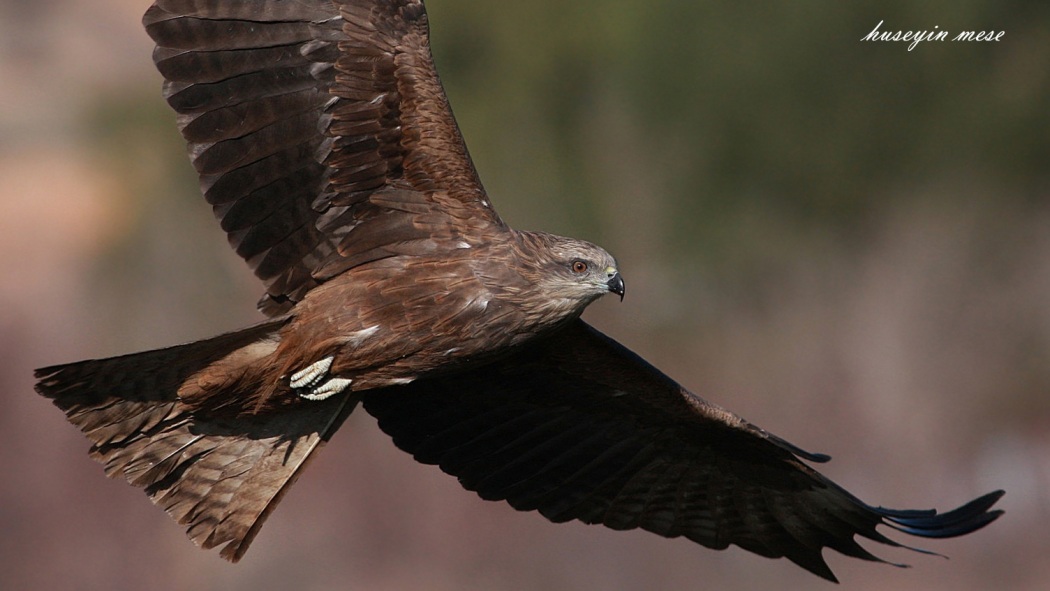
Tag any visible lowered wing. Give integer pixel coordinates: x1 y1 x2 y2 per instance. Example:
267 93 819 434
363 320 1004 581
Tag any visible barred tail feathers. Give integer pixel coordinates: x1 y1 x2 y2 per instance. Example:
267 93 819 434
34 319 357 561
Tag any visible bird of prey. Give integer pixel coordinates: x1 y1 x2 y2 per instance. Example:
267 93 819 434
35 0 1003 582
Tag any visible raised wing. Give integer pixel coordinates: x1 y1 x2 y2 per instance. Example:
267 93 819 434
144 0 503 314
363 320 1004 581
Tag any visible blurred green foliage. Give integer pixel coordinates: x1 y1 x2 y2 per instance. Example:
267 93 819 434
423 0 1049 260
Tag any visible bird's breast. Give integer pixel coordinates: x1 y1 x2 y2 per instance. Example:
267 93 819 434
278 255 556 391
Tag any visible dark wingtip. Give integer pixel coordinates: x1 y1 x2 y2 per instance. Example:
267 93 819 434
877 490 1005 539
796 489 1006 582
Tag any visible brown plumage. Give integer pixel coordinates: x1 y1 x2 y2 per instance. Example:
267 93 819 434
34 0 1002 581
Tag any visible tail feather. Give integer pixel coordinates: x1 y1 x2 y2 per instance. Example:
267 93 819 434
35 319 358 561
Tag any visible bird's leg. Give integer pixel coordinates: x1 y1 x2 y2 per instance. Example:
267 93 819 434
289 356 352 401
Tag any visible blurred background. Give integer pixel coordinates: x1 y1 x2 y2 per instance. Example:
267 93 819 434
2 1 1048 589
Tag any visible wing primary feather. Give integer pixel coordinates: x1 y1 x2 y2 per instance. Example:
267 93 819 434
874 490 1005 538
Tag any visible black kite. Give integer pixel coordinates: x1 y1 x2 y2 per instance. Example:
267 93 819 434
35 0 1003 582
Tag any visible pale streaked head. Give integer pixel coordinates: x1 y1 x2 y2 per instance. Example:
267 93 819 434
519 231 625 310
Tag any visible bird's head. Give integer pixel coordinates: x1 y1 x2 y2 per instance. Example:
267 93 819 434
516 231 625 312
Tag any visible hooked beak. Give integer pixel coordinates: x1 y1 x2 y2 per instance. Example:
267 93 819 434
606 272 625 301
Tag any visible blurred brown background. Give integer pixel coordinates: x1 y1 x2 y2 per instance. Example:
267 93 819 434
2 1 1048 589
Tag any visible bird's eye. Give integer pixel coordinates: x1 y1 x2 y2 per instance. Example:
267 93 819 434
571 260 588 274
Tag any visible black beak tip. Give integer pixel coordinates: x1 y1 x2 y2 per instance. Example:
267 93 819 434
607 273 625 301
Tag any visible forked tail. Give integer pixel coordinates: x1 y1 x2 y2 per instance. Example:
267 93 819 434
34 319 357 560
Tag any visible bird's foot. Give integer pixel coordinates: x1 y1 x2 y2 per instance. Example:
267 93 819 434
290 356 352 401
299 377 353 401
289 356 333 389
